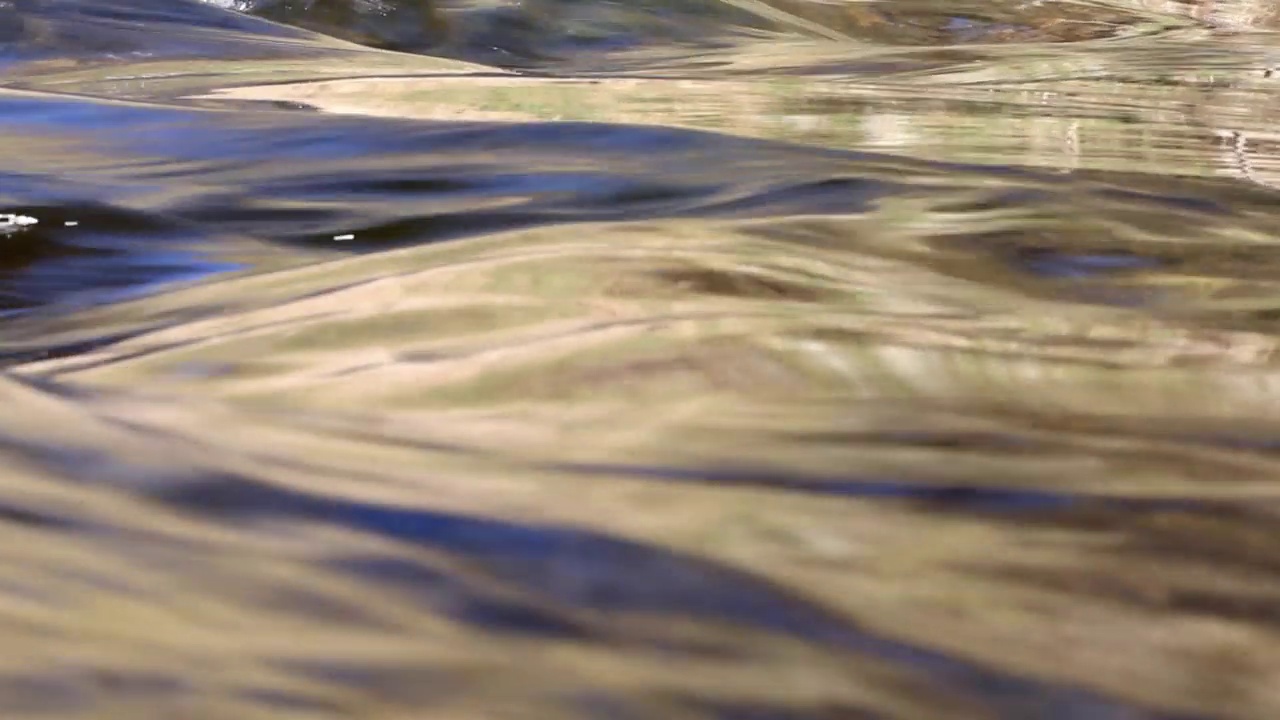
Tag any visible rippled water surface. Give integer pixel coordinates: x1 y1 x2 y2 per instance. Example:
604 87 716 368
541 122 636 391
4 0 1280 717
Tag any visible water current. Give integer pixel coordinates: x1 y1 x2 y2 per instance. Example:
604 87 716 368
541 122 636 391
3 0 1280 717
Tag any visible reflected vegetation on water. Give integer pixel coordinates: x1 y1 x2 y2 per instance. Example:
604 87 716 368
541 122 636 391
4 0 1280 718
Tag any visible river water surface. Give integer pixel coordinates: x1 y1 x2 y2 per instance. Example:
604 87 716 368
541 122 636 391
3 0 1280 718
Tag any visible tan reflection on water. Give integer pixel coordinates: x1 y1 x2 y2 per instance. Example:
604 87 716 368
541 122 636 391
5 0 1280 718
11 206 1280 716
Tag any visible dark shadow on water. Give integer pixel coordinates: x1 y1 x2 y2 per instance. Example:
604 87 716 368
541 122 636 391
328 555 596 641
0 87 915 318
133 468 1207 719
551 460 1206 516
0 203 241 313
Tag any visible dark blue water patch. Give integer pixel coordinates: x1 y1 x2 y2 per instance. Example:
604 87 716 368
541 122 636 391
140 470 879 647
9 247 239 306
0 88 917 186
0 203 241 313
171 169 720 245
0 415 1216 720
0 89 1077 264
358 117 657 157
170 170 895 250
330 554 766 659
1005 247 1161 280
141 471 1212 720
277 170 491 199
267 209 575 249
0 95 371 170
548 460 1205 516
328 556 593 641
181 474 876 656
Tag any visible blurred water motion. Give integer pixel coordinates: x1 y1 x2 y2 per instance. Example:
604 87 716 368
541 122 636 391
3 0 1280 718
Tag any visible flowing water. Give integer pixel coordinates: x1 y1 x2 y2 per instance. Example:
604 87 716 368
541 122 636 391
3 0 1280 717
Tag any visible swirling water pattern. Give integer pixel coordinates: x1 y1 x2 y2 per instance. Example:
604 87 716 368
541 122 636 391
3 0 1280 717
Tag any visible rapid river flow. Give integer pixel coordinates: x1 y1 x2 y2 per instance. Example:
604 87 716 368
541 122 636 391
3 0 1280 717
